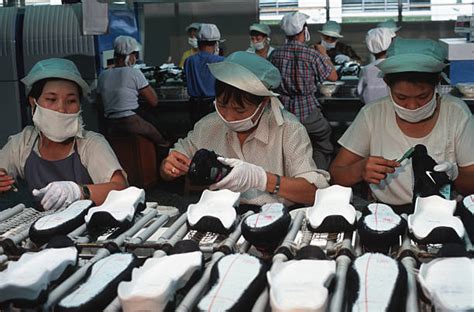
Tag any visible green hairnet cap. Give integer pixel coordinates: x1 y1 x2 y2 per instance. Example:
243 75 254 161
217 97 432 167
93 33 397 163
186 22 201 32
318 20 343 38
376 38 447 75
208 51 281 96
377 18 401 32
21 58 90 96
250 23 271 36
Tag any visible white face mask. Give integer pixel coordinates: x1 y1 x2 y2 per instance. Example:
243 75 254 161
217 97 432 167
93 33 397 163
188 37 198 48
321 38 336 50
215 101 266 132
250 39 266 51
390 90 437 123
214 42 220 56
32 100 82 142
304 26 311 42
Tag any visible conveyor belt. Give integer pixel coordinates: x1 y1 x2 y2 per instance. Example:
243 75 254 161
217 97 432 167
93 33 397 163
0 198 473 312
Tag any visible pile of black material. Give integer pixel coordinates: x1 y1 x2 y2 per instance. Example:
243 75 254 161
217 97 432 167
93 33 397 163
187 149 231 186
411 144 450 204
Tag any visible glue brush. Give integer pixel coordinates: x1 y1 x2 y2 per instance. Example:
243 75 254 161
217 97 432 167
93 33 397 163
397 147 415 164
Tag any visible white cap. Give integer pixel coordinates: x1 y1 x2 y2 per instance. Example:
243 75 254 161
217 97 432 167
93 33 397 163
280 12 309 36
366 27 394 54
197 23 224 42
114 35 141 55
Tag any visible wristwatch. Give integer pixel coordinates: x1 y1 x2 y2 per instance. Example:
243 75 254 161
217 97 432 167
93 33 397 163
271 174 281 195
81 184 91 200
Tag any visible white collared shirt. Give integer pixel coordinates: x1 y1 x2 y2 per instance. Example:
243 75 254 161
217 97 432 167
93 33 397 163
172 107 330 206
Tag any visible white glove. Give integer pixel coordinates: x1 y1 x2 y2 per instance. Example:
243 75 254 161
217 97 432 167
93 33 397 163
334 54 351 64
209 157 267 193
32 181 82 211
434 161 459 181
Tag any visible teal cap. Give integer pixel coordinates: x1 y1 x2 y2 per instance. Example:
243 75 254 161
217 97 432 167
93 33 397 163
318 20 343 38
22 58 89 96
376 38 447 75
186 22 201 32
208 51 281 96
250 23 271 36
377 19 401 32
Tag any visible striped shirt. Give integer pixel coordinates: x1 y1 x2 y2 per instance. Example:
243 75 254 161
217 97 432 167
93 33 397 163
270 40 333 122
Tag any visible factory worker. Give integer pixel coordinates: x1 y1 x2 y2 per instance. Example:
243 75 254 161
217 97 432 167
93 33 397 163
357 27 395 104
271 12 337 170
0 58 127 211
377 19 401 37
330 38 474 213
317 20 362 64
184 23 225 125
179 22 201 68
161 51 330 206
246 23 274 59
97 35 170 150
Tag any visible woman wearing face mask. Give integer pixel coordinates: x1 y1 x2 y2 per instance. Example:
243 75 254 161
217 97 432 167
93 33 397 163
315 20 362 65
0 58 128 211
97 35 170 149
246 23 274 59
179 23 200 68
161 52 330 206
329 38 474 211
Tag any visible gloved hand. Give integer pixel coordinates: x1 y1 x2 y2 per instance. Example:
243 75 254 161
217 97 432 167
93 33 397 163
434 161 459 181
209 157 267 193
334 54 351 64
32 181 82 211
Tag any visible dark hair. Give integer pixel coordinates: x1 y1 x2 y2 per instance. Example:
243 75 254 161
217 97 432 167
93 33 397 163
250 30 267 37
384 72 440 87
215 80 265 108
198 40 217 48
373 51 386 59
28 78 82 100
114 51 139 60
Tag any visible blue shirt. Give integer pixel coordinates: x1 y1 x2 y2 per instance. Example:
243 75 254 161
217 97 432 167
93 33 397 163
184 51 225 97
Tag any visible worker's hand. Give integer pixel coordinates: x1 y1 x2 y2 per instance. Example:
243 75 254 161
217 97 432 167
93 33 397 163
361 156 400 185
210 157 267 193
434 161 458 181
334 54 351 64
313 44 328 56
0 168 15 193
160 150 191 179
32 181 81 211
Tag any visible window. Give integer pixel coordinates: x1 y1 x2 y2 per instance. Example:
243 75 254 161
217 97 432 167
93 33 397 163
259 0 474 23
260 0 300 23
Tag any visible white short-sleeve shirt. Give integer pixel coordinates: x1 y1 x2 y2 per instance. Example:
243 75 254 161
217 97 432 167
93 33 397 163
357 59 389 105
97 67 149 118
338 94 474 205
172 107 330 206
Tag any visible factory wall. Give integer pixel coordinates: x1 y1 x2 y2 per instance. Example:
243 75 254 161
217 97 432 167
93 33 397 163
142 0 258 66
142 3 458 67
